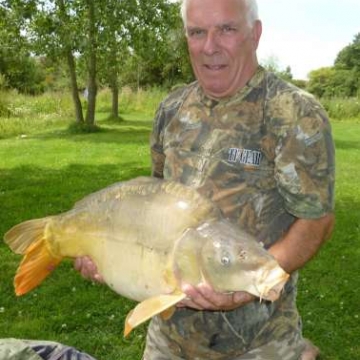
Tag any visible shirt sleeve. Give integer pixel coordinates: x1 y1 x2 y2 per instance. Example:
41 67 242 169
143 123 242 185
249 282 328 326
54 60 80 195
274 98 335 219
150 103 166 179
149 85 192 179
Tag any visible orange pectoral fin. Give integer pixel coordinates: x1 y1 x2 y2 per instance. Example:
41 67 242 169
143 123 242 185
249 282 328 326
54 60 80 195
124 292 186 337
160 306 176 321
14 238 62 296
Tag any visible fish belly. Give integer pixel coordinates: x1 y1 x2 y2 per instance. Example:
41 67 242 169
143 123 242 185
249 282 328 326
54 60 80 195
75 179 217 302
103 237 172 301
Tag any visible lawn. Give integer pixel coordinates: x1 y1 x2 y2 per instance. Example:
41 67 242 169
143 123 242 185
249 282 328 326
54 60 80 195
0 105 359 359
0 112 153 359
297 121 360 359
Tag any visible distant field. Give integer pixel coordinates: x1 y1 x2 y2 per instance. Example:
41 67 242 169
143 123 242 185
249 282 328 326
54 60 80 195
0 93 359 359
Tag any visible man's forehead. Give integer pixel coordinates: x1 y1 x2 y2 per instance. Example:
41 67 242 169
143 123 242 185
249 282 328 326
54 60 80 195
186 19 241 31
186 0 247 26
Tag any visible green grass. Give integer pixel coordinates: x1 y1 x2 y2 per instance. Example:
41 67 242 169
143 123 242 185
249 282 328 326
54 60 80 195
0 96 154 358
0 91 359 359
0 90 74 138
0 87 166 139
297 121 360 359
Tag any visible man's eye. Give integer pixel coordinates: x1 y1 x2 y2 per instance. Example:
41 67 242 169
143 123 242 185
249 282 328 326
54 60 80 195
188 29 205 38
221 25 236 33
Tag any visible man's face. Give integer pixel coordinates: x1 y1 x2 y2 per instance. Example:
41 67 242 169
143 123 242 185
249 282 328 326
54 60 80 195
185 0 262 99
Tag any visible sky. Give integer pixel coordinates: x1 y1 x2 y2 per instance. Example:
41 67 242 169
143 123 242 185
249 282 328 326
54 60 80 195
256 0 360 79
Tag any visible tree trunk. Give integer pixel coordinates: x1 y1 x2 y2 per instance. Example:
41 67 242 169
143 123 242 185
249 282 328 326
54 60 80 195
109 47 119 119
85 0 97 127
111 80 119 119
57 0 84 124
66 49 84 124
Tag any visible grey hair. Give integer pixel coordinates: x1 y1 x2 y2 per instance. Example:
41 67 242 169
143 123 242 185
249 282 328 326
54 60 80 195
180 0 259 28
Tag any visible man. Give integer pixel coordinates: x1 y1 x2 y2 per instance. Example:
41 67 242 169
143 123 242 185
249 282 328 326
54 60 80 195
77 0 335 358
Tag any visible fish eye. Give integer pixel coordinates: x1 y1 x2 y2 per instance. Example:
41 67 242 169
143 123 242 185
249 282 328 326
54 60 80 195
221 255 231 266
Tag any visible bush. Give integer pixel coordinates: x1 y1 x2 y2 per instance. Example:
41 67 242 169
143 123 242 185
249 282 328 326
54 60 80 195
0 90 12 117
0 87 167 139
321 97 360 120
0 91 73 138
1 55 46 95
96 87 166 116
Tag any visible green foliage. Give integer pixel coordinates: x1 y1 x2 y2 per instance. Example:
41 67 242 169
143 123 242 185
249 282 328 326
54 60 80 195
308 67 357 98
260 56 308 88
307 67 335 98
0 87 166 138
2 56 46 95
321 97 360 120
0 90 12 117
291 79 307 90
98 0 192 89
0 3 45 94
335 33 360 72
308 33 360 98
0 91 73 138
2 0 360 108
114 87 167 115
1 0 190 96
0 73 7 89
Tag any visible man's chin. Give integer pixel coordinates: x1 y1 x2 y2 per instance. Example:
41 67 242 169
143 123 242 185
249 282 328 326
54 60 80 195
201 83 233 99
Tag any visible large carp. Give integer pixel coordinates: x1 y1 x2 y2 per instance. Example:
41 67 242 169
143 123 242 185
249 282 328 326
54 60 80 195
4 177 289 336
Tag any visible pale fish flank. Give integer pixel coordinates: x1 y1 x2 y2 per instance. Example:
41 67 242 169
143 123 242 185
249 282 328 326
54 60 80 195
4 177 289 336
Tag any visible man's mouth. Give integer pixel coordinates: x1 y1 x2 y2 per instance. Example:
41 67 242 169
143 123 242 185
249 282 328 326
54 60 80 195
203 64 227 71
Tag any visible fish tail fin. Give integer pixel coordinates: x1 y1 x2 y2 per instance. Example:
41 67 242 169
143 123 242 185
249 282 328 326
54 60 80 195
4 218 62 296
4 218 51 254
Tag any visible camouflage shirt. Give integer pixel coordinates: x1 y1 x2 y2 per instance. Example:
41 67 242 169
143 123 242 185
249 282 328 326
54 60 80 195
147 67 335 358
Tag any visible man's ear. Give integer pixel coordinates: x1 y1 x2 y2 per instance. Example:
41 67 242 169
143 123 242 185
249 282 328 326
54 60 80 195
252 20 262 50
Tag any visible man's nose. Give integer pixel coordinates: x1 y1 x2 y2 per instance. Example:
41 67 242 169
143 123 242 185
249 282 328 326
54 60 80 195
203 31 220 55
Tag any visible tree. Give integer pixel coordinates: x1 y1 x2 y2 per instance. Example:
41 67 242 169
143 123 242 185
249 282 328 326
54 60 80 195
119 0 189 88
307 67 356 98
95 0 132 120
8 0 87 123
308 33 360 98
261 56 295 83
83 0 97 126
0 1 45 94
2 0 195 125
334 33 360 96
24 0 99 126
94 0 188 119
335 33 360 72
54 0 85 124
307 67 334 98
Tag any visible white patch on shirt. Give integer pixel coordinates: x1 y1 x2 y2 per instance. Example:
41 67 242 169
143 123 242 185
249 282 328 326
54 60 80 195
279 163 301 193
179 113 201 130
295 125 322 146
228 148 263 166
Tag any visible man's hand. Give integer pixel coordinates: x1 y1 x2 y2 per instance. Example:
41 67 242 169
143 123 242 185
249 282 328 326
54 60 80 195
74 256 104 283
177 283 256 311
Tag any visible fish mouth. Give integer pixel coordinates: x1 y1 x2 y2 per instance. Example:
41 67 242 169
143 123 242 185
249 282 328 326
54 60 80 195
257 267 290 302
